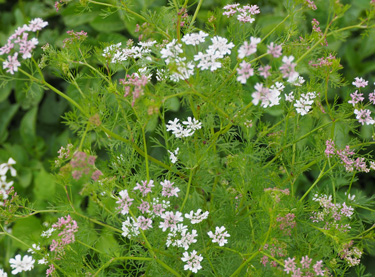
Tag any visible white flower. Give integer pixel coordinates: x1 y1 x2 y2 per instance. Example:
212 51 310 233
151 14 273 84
159 211 184 231
182 31 208 45
285 92 295 102
9 254 35 275
294 92 316 116
27 18 48 32
178 229 198 250
181 250 203 273
27 244 40 254
185 209 209 224
38 257 48 265
0 175 13 192
168 148 179 164
41 228 55 238
208 36 234 57
122 217 140 238
0 158 16 176
194 51 222 71
160 39 183 64
207 226 230 246
182 117 202 131
0 268 7 277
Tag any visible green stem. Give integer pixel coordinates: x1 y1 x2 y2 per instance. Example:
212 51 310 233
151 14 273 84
188 0 203 32
299 161 329 202
180 167 195 211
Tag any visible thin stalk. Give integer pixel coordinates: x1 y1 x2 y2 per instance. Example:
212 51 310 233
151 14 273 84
180 167 195 211
299 161 328 202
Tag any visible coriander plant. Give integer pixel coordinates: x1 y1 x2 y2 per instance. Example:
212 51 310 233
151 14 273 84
1 0 375 276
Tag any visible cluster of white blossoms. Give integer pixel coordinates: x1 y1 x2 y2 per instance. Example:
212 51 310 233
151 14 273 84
0 158 16 206
115 179 229 274
166 117 202 138
102 40 156 63
8 254 35 275
293 92 317 116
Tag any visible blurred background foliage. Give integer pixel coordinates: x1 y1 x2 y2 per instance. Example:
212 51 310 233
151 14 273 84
0 0 375 274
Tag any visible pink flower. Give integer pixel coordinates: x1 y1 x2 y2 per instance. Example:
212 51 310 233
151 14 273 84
161 180 180 198
133 180 154 197
135 216 152 230
137 200 150 214
27 18 48 32
352 77 368 88
258 65 271 78
284 257 296 274
348 90 364 106
300 255 312 269
238 37 260 58
313 260 325 276
3 53 21 74
369 91 375 104
116 189 134 215
159 211 183 231
267 42 282 58
279 56 298 82
236 61 254 84
325 139 335 157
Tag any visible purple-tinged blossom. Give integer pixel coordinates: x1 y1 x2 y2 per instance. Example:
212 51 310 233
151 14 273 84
161 180 180 198
352 77 368 88
313 260 325 276
238 37 260 59
348 90 364 106
354 109 375 125
159 211 184 231
284 257 296 274
133 180 154 197
267 42 282 58
181 250 203 273
135 216 153 230
236 61 254 83
258 65 271 78
116 190 134 215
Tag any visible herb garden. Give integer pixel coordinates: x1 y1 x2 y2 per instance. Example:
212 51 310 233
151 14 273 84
1 0 375 276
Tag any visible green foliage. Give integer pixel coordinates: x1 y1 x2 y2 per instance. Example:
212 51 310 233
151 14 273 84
1 0 375 276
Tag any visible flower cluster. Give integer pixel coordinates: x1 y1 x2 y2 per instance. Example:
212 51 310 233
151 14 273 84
119 73 149 106
9 254 35 275
114 177 221 274
166 117 202 138
261 239 287 268
0 18 48 74
251 82 285 108
222 4 260 23
294 92 316 116
311 19 327 46
70 151 102 181
339 241 362 267
325 139 372 172
347 78 375 125
284 256 326 276
103 40 156 63
0 158 16 206
62 30 87 48
311 194 354 232
50 215 79 254
264 187 290 203
207 226 230 246
276 213 296 236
